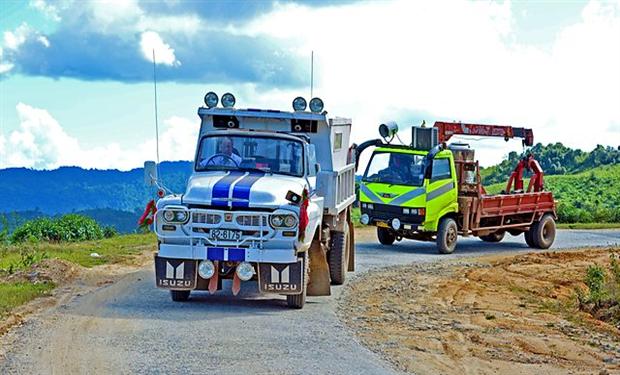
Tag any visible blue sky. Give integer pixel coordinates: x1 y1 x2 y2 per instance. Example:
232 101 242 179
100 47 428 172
1 0 619 170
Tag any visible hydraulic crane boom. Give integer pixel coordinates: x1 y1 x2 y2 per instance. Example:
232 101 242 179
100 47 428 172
434 121 534 147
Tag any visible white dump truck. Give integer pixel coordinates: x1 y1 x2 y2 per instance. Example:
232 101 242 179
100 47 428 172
147 92 356 308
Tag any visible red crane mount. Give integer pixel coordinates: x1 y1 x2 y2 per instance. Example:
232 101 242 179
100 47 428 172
432 121 542 193
434 121 534 147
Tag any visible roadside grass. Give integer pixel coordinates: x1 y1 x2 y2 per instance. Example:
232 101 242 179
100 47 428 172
0 282 55 319
0 233 156 323
0 233 156 274
557 222 620 230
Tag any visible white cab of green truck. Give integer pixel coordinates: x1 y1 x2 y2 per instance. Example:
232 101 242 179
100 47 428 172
150 94 356 308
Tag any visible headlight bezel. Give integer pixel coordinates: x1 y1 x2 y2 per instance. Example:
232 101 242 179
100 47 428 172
270 213 298 229
162 208 190 224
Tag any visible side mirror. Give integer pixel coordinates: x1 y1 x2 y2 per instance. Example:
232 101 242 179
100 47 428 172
144 161 158 186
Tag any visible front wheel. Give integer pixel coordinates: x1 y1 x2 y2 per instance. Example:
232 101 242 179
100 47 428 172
170 290 191 302
437 217 458 254
377 227 396 245
287 252 308 309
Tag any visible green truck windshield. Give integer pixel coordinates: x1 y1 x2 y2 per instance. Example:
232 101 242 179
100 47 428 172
363 151 425 186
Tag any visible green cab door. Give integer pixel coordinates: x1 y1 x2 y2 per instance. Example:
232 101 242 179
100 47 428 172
424 155 458 231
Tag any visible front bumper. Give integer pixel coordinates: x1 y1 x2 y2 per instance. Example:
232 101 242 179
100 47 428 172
361 205 425 230
159 243 297 263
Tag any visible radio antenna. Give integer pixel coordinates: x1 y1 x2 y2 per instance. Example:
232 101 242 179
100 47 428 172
152 49 161 183
310 50 314 98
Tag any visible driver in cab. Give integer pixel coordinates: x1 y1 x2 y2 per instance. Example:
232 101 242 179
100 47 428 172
199 137 242 168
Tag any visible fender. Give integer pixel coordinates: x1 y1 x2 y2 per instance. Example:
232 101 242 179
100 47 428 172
299 195 324 252
425 202 458 232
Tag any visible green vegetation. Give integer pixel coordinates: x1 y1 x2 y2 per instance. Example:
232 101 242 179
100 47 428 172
575 254 620 326
557 223 620 230
485 164 620 224
481 143 620 185
0 214 155 319
0 233 155 273
11 214 105 243
0 282 55 318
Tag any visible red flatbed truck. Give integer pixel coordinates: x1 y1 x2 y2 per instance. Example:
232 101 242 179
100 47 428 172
357 121 557 253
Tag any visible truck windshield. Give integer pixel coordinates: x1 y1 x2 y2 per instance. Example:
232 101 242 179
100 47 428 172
363 151 425 186
195 135 304 177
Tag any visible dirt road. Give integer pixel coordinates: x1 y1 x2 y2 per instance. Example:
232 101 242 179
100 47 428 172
1 229 618 374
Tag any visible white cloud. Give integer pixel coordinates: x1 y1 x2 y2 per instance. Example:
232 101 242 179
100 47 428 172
3 23 32 50
1 104 197 171
29 0 61 22
0 47 14 73
233 0 620 166
139 31 180 66
3 23 52 51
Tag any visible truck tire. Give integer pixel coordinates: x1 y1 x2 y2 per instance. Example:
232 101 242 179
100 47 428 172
479 231 505 242
287 251 308 309
524 229 536 248
328 225 349 285
529 214 556 249
437 217 458 254
377 227 396 245
170 290 190 302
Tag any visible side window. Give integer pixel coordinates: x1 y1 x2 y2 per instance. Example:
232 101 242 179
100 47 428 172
431 158 451 181
334 133 343 151
307 144 317 177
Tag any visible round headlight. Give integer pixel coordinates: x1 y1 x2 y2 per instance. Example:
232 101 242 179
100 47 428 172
221 93 236 108
271 215 284 227
175 211 188 222
198 260 215 279
284 215 297 228
292 97 307 111
236 262 255 281
392 218 401 230
360 214 370 225
309 97 324 113
204 92 219 108
163 210 175 222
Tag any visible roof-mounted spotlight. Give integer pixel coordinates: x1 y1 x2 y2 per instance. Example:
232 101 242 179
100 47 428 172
292 96 307 111
221 93 236 108
309 97 324 113
379 121 399 139
204 92 219 108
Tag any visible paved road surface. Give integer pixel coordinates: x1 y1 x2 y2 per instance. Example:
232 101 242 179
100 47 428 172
1 229 618 374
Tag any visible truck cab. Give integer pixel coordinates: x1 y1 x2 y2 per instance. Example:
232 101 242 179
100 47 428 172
151 93 356 308
357 122 556 254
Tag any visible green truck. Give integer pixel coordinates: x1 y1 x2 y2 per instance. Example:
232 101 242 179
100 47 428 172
356 121 556 254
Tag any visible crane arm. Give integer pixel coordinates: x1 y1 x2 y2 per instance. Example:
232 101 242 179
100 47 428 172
433 121 534 147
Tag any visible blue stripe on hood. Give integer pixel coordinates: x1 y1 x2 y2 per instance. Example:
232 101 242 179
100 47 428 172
211 171 245 207
232 172 265 208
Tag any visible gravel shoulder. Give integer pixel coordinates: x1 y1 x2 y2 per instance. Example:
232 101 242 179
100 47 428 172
339 247 620 375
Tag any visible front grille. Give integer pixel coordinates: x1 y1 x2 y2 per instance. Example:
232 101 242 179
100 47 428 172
236 215 268 227
193 212 221 224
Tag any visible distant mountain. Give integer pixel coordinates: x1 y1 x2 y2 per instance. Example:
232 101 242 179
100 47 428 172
1 161 193 214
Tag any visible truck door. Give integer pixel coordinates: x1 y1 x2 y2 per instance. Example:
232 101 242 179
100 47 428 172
425 156 457 229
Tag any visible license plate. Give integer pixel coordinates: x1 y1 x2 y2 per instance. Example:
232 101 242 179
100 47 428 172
258 257 304 295
154 256 197 290
209 229 241 241
376 221 389 228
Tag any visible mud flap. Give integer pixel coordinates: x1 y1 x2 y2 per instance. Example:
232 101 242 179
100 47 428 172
307 239 331 296
258 257 305 295
154 255 197 290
